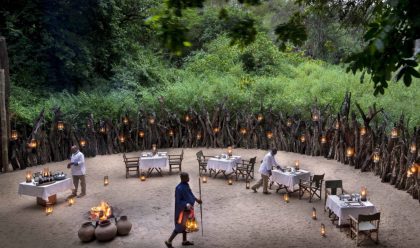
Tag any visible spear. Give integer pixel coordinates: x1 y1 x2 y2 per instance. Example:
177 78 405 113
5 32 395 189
198 176 203 236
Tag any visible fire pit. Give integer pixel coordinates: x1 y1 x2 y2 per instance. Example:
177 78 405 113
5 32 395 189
90 201 113 221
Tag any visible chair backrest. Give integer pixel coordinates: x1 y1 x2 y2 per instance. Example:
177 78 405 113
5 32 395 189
312 174 325 188
196 150 204 161
180 149 184 160
123 153 127 161
325 180 343 195
358 212 380 222
247 157 257 170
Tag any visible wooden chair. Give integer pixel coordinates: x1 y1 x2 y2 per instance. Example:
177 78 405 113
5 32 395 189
235 157 256 181
168 149 184 174
324 180 346 224
349 212 380 246
299 174 324 202
123 153 140 178
196 150 213 176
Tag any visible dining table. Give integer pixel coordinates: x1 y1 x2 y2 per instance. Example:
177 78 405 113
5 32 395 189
139 152 168 177
18 178 74 206
207 155 241 179
270 169 311 193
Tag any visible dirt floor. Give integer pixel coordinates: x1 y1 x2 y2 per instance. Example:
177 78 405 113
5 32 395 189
1 148 419 248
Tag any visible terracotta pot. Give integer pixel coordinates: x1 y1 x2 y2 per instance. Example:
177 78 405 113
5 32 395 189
78 222 95 242
95 220 117 242
116 216 132 236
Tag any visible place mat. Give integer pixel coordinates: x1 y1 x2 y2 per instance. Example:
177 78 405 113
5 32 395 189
346 202 364 207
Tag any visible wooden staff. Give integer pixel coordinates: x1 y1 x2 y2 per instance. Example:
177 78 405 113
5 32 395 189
198 176 203 236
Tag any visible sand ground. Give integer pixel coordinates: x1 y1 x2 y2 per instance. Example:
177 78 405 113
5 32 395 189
1 148 419 248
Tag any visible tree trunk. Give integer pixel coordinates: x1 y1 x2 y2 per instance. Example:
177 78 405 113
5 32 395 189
0 69 9 172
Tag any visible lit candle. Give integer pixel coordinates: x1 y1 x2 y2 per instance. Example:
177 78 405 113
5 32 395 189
45 205 53 215
68 197 75 206
360 186 367 201
152 144 157 153
295 160 300 170
104 176 109 186
284 193 289 203
25 171 32 183
228 178 233 185
140 174 146 181
321 223 326 237
227 146 233 157
202 176 207 183
312 207 317 220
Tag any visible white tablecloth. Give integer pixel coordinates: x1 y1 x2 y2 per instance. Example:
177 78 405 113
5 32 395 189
207 156 241 174
139 155 169 170
18 178 74 201
270 169 311 190
326 195 377 225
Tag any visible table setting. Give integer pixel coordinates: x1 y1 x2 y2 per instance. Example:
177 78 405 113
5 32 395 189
207 154 241 178
270 164 311 193
139 151 169 177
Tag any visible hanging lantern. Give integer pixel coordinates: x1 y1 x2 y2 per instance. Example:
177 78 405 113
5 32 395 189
68 197 75 206
391 127 399 139
148 116 155 125
119 135 125 143
87 122 91 128
286 118 293 127
45 205 53 215
312 112 320 122
410 142 417 154
373 150 380 163
213 127 220 134
320 135 327 144
99 127 106 133
360 186 367 201
283 193 289 203
140 174 146 181
266 131 273 139
257 113 263 122
407 169 413 177
346 147 355 158
227 146 233 157
300 134 306 143
28 139 37 148
295 160 300 170
410 164 418 174
11 130 18 140
228 178 233 185
196 133 202 140
240 127 247 135
123 116 129 125
25 170 32 183
138 130 145 138
168 129 174 137
321 223 326 237
359 126 367 136
57 121 64 131
202 176 207 183
79 138 86 147
334 120 340 130
312 207 317 220
185 114 191 122
104 176 109 186
246 180 250 189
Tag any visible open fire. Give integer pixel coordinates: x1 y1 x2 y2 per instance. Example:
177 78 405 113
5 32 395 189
90 201 113 221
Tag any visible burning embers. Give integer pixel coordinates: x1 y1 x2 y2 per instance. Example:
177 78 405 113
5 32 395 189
90 201 113 221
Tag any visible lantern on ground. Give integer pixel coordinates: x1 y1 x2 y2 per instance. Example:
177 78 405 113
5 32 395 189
391 127 399 139
202 176 207 183
228 178 233 185
286 118 293 127
185 114 191 122
227 146 233 157
68 197 75 206
140 173 146 181
152 144 157 154
240 127 247 135
410 142 417 154
334 120 340 130
373 150 380 163
213 127 220 134
25 171 32 183
123 116 129 125
320 135 327 144
312 112 319 122
295 160 300 170
196 133 202 140
99 127 106 133
104 176 109 186
360 186 367 201
11 130 18 141
45 205 53 215
346 147 355 158
257 114 263 122
80 138 86 147
168 129 174 137
312 207 317 220
119 135 125 143
266 131 273 139
299 134 306 143
28 139 37 148
321 223 326 237
246 180 250 189
148 116 155 125
138 130 145 138
359 126 367 136
283 193 289 203
57 121 64 131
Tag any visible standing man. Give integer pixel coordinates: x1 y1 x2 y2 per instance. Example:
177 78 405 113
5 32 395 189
67 145 86 198
251 148 282 194
165 172 202 248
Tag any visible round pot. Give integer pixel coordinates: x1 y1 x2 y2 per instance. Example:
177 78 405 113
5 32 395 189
78 222 95 242
116 216 132 236
95 220 117 242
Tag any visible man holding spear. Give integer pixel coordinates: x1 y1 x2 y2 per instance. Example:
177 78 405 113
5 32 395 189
165 172 202 248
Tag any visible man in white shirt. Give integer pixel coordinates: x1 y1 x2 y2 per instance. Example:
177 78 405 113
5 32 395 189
67 145 86 198
251 149 282 194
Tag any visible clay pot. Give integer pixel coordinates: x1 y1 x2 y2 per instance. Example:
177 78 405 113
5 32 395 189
116 216 132 236
95 220 117 242
78 222 95 242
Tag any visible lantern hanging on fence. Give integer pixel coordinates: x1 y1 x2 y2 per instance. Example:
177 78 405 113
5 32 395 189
312 112 319 122
286 118 293 127
68 197 75 206
360 186 367 201
168 129 174 137
410 142 417 154
266 131 273 139
25 171 32 183
334 120 340 130
123 116 129 125
213 127 220 134
240 127 247 135
196 133 202 140
104 176 109 186
257 113 263 122
138 130 145 138
11 130 18 141
283 193 289 203
391 127 399 139
346 147 355 158
80 138 86 147
184 114 191 122
45 205 53 215
410 163 418 174
57 121 64 131
246 180 250 189
312 207 317 220
119 135 125 143
28 139 37 148
321 223 326 237
202 176 207 183
299 134 306 143
148 116 155 125
359 126 367 136
320 135 327 144
407 169 413 177
99 127 106 133
227 146 233 157
373 150 380 163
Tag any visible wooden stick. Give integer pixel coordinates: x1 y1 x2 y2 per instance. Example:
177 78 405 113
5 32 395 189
198 177 203 236
0 69 8 172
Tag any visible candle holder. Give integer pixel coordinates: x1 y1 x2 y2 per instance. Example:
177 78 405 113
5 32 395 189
25 171 32 183
104 176 109 186
68 197 75 206
202 176 207 183
283 193 289 203
312 207 317 220
45 205 53 215
228 178 233 185
360 186 367 201
321 223 326 237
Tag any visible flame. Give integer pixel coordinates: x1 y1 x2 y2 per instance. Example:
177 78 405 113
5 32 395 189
90 201 112 220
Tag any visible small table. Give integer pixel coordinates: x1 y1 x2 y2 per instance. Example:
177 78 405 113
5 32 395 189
270 169 311 193
325 195 377 226
139 153 169 177
207 156 241 179
18 178 74 206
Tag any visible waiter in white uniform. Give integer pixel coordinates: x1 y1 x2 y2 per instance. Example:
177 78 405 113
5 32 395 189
251 148 282 194
67 145 86 198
